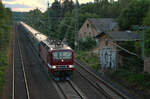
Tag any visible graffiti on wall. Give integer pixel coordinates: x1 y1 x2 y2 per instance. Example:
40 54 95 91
99 48 116 69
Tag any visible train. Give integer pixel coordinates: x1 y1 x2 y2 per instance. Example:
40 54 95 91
19 21 74 80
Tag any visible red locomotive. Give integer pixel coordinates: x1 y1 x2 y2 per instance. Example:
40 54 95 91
39 39 74 80
20 22 74 80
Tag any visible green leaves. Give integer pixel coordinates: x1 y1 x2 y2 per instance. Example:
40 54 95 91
0 2 12 50
118 0 150 30
0 1 12 92
79 36 96 50
112 69 150 90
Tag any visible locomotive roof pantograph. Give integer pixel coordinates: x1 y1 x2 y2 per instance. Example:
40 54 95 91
42 39 72 51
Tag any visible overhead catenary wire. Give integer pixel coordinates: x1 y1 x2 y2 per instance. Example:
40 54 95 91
106 38 139 58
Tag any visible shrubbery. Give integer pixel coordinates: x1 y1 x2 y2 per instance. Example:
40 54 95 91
78 36 96 50
75 51 99 70
0 2 12 91
111 69 150 90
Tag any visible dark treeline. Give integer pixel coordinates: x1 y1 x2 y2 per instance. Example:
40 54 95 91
0 1 12 66
0 2 12 51
14 0 150 56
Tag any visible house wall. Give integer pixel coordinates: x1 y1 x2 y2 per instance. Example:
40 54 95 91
144 57 150 73
97 34 117 51
97 34 124 68
78 20 98 39
113 25 119 32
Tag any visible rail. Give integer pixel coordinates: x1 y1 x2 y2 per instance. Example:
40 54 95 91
75 60 129 99
12 24 31 99
56 80 86 99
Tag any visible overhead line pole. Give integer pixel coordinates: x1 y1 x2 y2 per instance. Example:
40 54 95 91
133 25 150 60
75 0 79 50
48 1 51 37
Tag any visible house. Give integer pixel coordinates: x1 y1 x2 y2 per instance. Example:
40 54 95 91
144 57 150 73
96 31 139 50
96 31 139 69
78 18 119 41
78 18 140 69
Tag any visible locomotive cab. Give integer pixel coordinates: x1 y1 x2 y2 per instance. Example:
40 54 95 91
40 40 74 80
49 50 74 77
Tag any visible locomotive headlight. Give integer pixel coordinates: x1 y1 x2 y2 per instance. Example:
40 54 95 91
69 65 74 68
52 66 56 69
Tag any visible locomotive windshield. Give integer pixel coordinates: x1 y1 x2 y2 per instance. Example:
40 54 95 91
53 51 72 60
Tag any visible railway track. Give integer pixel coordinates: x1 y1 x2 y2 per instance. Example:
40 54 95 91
55 80 86 99
20 25 86 99
12 24 31 99
75 60 129 99
14 22 129 99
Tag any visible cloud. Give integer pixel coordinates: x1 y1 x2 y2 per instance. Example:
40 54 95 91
2 0 94 12
2 0 47 12
4 4 31 8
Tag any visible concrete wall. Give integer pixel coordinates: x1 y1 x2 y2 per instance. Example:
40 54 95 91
144 57 150 73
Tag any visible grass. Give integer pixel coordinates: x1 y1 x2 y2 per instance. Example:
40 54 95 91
110 69 150 91
0 50 7 91
0 29 11 93
75 51 99 70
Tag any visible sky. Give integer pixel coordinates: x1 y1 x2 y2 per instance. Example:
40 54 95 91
2 0 94 12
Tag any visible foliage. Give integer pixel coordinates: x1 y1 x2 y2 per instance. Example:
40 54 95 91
118 0 150 30
118 41 144 72
0 1 12 92
143 7 150 57
111 69 150 90
75 51 99 70
78 36 96 50
0 51 7 90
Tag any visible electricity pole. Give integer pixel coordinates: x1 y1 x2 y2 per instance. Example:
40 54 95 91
75 0 79 50
133 25 150 60
48 1 51 36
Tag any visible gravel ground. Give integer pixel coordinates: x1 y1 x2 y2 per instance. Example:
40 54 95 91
72 70 106 99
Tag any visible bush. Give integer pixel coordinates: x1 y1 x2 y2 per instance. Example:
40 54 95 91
111 69 150 90
79 36 96 50
75 51 99 70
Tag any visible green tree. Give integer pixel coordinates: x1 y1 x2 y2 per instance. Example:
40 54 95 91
61 0 74 16
143 7 150 56
56 11 98 49
118 0 150 30
79 36 96 50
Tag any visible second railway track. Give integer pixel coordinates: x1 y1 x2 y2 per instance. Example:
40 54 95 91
17 35 30 99
12 23 31 99
75 60 129 99
56 80 86 99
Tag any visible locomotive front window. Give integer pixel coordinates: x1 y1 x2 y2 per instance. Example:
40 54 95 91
53 51 72 60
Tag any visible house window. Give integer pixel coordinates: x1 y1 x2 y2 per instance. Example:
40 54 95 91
87 24 89 28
